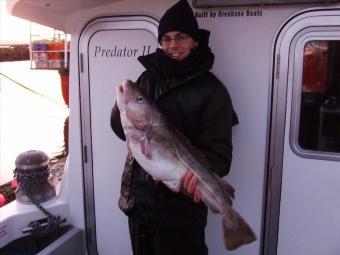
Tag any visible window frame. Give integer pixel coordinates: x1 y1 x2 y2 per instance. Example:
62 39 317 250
289 27 340 161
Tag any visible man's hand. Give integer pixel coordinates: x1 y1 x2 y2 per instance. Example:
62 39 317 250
180 171 201 203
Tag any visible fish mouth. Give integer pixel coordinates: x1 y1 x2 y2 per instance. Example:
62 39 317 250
117 84 124 94
118 79 132 95
116 80 135 106
116 82 127 109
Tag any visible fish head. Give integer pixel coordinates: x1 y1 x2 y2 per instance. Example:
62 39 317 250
116 80 159 138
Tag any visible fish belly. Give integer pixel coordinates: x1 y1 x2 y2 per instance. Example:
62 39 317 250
129 138 186 192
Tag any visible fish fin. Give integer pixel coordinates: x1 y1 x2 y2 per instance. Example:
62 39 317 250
162 180 181 192
217 178 235 205
222 210 257 250
140 136 152 160
201 194 220 214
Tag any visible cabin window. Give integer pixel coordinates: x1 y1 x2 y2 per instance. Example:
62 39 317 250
298 41 340 153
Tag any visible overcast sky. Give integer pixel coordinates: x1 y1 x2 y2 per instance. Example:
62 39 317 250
0 1 31 43
0 1 57 44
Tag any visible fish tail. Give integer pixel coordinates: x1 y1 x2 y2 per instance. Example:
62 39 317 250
222 210 257 250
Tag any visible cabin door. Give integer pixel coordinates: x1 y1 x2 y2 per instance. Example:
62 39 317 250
264 9 340 255
78 16 158 255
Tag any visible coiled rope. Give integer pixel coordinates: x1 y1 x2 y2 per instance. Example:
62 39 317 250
14 167 65 236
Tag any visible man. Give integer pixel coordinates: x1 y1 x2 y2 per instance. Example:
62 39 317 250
111 1 238 254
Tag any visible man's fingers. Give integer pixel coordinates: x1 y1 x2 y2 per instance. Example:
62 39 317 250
182 171 193 190
187 175 197 194
180 171 201 203
193 189 201 203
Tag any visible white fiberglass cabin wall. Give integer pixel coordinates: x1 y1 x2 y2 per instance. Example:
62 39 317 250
1 1 340 255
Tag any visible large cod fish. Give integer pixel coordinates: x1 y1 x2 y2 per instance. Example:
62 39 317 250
116 80 256 250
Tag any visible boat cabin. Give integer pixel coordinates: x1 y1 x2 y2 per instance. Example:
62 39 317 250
1 0 340 254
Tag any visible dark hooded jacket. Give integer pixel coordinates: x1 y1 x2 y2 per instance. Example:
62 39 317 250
110 30 238 228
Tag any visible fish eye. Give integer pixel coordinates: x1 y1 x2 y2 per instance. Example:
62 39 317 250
136 95 144 103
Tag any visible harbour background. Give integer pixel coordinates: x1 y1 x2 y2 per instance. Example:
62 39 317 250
0 61 69 185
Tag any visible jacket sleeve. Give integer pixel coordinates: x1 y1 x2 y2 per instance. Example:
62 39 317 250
197 79 236 177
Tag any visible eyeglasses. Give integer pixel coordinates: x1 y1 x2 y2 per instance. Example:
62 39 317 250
160 34 190 45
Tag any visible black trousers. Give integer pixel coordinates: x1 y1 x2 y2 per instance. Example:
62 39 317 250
128 217 208 255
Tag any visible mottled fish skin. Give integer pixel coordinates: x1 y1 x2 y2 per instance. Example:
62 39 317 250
116 80 256 250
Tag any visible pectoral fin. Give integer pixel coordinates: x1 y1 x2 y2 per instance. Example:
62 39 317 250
140 136 152 160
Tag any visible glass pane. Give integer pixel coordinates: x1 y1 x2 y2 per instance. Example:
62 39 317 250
299 41 340 152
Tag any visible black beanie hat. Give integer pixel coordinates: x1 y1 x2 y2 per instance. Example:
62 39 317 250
158 0 199 43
